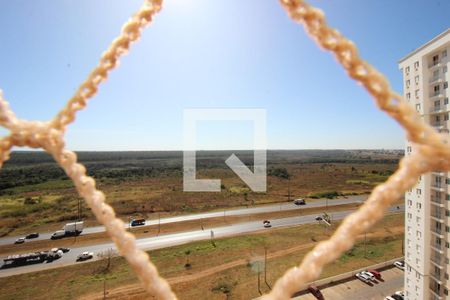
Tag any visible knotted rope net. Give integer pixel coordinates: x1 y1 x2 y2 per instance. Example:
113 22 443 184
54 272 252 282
0 0 447 299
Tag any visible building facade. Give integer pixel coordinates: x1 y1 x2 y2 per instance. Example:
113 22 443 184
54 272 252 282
399 29 450 300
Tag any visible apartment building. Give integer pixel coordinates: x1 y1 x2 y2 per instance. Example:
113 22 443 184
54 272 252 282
399 28 450 300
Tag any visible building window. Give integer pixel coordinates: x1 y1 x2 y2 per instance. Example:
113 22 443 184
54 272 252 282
446 242 450 248
445 97 449 105
435 100 441 107
416 103 421 112
445 82 448 89
443 49 448 58
445 113 449 121
407 146 412 152
414 61 419 70
446 226 450 232
444 66 448 73
415 75 419 84
405 66 410 75
416 188 421 195
445 288 449 296
408 213 412 219
415 89 420 98
406 93 411 100
434 85 441 94
408 200 412 206
417 203 422 209
406 80 410 88
433 55 439 65
416 216 421 223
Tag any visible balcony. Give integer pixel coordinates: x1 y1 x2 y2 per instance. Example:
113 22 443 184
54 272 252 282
431 209 445 223
431 251 445 267
429 106 450 114
430 77 444 84
432 171 446 176
431 241 445 253
431 225 445 238
430 93 445 101
429 61 442 69
431 196 445 208
430 269 443 285
431 182 446 192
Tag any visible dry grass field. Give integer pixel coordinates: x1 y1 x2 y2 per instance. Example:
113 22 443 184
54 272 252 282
0 149 402 236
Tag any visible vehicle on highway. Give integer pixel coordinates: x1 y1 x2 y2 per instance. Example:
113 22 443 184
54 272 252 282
394 260 405 270
361 271 376 281
14 237 25 244
76 251 94 261
263 220 272 228
25 233 39 239
58 247 70 253
367 268 382 280
307 284 324 300
355 272 371 283
395 291 405 297
51 230 66 240
64 221 84 236
294 198 306 205
48 249 64 260
315 216 323 221
131 219 146 227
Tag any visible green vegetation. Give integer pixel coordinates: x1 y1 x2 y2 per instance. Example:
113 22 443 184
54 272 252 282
308 190 341 199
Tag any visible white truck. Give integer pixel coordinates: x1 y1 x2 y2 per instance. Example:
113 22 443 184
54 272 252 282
50 221 84 239
64 221 84 236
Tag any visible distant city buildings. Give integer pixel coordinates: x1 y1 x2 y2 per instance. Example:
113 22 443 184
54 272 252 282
399 28 450 300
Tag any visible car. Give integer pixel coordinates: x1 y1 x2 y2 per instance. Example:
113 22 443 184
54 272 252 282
390 294 403 300
367 268 382 280
315 216 323 221
58 247 70 253
355 272 371 283
361 271 376 281
25 233 39 239
307 284 324 300
384 296 396 300
14 237 25 244
48 249 64 260
394 260 405 270
294 198 306 205
263 220 272 228
76 251 94 261
51 230 66 240
395 291 405 297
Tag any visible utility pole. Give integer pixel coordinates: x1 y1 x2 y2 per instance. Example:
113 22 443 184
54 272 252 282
158 212 161 236
103 279 107 300
257 263 262 295
201 218 204 230
288 177 291 201
264 247 271 289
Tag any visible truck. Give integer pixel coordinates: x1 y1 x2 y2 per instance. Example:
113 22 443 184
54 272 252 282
50 221 84 239
64 221 84 236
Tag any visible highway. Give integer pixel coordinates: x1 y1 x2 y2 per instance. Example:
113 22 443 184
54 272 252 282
0 196 366 246
0 203 404 278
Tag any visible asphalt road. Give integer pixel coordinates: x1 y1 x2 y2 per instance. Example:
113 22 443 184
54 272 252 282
0 196 366 246
0 204 404 278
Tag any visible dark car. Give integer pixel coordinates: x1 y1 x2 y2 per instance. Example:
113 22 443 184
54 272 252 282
308 284 324 300
25 233 39 239
58 247 70 253
315 216 323 221
131 219 146 227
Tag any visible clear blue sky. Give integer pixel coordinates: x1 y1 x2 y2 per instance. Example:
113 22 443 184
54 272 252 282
0 0 448 151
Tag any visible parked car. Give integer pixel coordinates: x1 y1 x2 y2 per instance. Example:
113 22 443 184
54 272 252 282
315 216 323 221
76 251 94 261
355 272 371 283
307 284 324 300
361 271 376 281
394 260 405 270
294 198 306 205
395 291 405 297
14 237 25 244
367 268 382 280
263 220 272 228
25 233 39 239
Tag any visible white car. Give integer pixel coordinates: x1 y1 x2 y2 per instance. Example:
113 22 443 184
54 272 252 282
355 272 371 283
76 251 94 261
14 237 25 244
361 271 376 281
263 220 272 228
395 291 405 297
394 261 405 270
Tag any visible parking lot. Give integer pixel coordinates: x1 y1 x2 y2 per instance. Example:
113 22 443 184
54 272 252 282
297 267 404 300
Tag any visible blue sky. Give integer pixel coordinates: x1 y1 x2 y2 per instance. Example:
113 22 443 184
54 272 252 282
0 0 448 151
